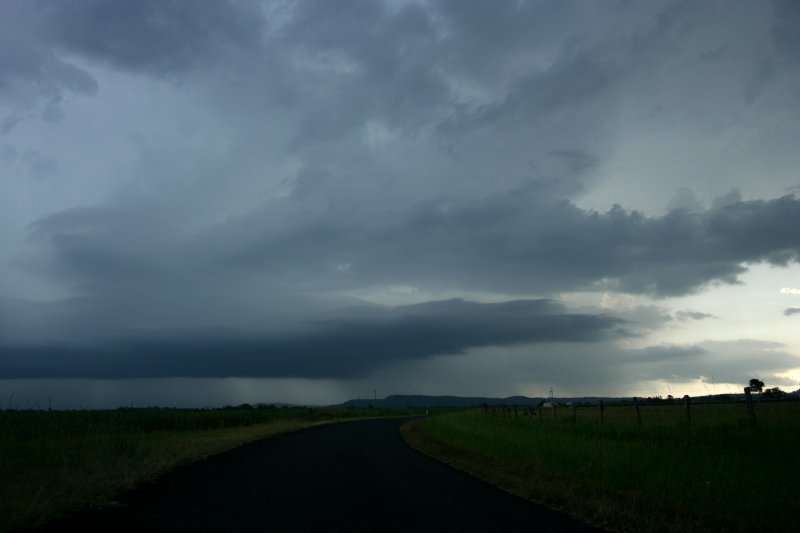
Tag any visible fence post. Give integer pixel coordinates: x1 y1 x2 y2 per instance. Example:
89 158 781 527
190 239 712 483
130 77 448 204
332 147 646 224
683 395 692 424
744 387 756 423
598 399 604 424
633 396 641 426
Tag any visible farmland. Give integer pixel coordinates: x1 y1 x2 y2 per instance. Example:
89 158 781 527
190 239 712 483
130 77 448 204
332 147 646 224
402 400 800 532
0 406 421 532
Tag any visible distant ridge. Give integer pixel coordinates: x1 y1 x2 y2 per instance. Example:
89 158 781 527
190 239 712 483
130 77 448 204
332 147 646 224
339 395 530 408
337 391 790 408
338 394 613 408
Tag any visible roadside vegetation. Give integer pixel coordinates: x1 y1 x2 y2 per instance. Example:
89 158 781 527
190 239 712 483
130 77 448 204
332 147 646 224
402 400 800 532
1 406 421 532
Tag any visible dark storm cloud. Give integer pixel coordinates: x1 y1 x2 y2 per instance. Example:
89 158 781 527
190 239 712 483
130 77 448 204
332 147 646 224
271 0 646 167
273 0 453 145
25 190 800 299
461 48 624 131
0 1 97 120
434 0 576 61
1 0 269 129
24 206 179 287
35 0 265 77
434 0 681 137
205 190 800 297
278 0 587 132
784 307 800 317
770 0 800 64
0 299 625 379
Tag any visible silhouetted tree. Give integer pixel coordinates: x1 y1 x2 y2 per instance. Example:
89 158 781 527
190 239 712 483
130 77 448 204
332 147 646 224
748 378 765 393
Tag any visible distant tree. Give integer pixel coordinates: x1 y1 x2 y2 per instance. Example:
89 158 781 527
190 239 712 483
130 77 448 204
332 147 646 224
748 378 765 393
762 387 786 399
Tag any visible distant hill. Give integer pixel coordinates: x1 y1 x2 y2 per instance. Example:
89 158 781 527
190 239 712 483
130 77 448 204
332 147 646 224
339 395 530 408
337 394 614 408
336 392 791 408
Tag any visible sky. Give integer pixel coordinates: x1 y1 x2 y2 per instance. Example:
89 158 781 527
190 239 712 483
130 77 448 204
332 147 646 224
1 0 799 409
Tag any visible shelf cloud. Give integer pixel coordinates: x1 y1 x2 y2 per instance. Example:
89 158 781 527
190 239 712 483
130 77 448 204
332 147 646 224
0 299 625 379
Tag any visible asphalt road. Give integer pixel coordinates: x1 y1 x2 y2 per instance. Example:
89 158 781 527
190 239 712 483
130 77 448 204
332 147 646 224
36 417 599 532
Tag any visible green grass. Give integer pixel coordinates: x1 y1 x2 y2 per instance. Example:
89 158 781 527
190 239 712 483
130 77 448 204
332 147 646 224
1 406 420 532
402 401 800 532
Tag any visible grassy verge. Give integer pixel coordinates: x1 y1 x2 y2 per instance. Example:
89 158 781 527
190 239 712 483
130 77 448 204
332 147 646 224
402 402 800 532
1 407 418 532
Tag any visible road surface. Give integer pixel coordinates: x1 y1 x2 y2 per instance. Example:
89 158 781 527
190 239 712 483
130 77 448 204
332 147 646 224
37 417 599 532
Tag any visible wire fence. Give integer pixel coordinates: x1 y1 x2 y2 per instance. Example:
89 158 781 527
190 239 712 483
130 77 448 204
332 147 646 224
480 389 798 427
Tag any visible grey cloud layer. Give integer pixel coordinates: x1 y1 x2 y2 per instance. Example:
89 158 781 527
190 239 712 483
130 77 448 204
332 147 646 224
0 1 97 123
0 299 624 379
627 340 798 386
675 310 715 321
36 0 265 77
27 191 800 300
372 338 799 396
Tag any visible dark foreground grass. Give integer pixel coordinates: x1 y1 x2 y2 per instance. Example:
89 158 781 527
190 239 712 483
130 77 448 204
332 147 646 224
1 407 420 532
402 402 800 532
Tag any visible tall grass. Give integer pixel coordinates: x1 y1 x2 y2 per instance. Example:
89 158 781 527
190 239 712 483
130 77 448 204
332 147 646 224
1 407 419 532
403 402 800 532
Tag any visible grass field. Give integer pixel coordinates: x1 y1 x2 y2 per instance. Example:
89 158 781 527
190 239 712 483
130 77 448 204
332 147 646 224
1 406 420 532
402 400 800 532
